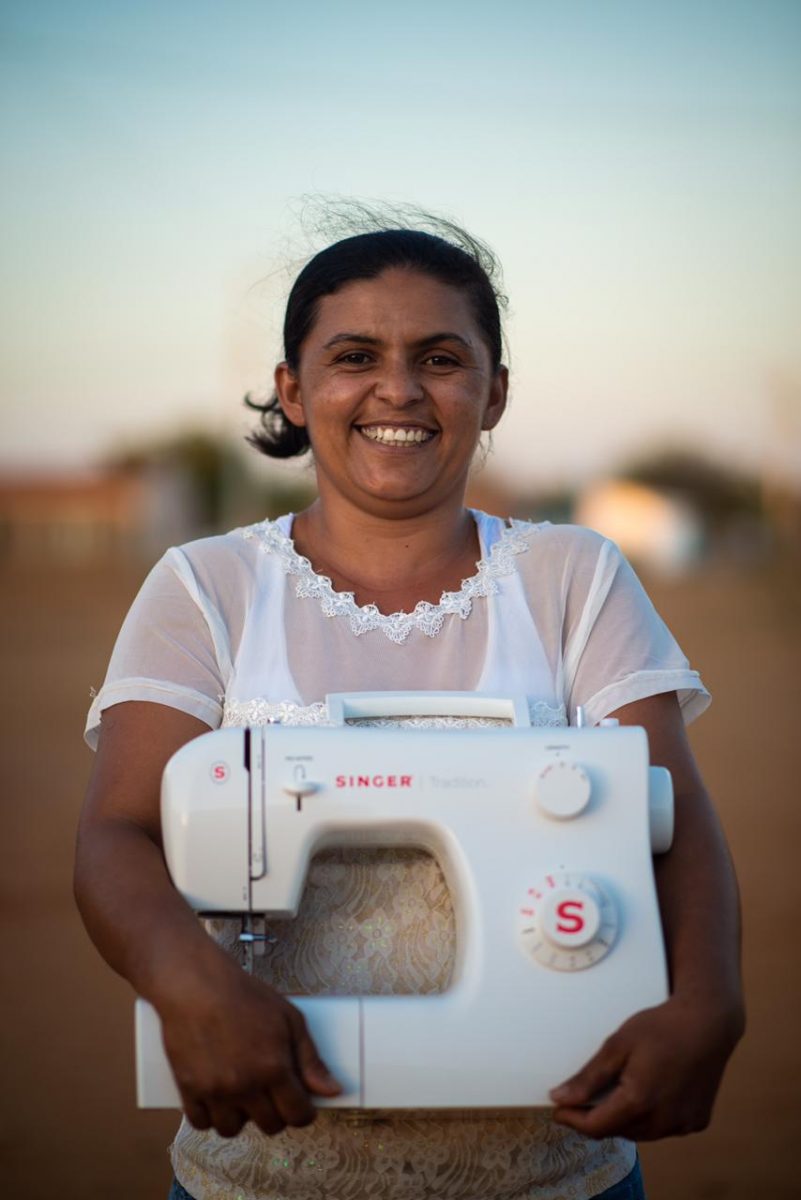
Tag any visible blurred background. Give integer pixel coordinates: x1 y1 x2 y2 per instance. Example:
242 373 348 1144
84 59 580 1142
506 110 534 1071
1 1 799 1197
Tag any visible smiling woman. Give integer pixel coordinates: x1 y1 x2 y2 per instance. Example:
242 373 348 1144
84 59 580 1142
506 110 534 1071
247 229 508 610
75 213 744 1200
246 225 505 450
274 267 507 605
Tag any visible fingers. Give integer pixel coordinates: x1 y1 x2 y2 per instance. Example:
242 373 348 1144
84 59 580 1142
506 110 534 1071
550 1030 627 1109
177 1011 332 1138
554 1079 710 1142
182 1073 311 1139
207 1101 249 1139
244 1093 291 1137
246 1007 339 1128
548 1002 721 1140
262 1041 320 1129
181 1096 212 1131
552 1079 650 1140
164 985 339 1139
181 1086 249 1138
183 1079 311 1139
291 1010 343 1098
549 1028 649 1140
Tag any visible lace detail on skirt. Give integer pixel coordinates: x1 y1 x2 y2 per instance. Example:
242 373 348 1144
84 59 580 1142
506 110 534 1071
173 1109 634 1200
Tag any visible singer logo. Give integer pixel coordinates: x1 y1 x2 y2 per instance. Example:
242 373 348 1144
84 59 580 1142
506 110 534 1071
555 900 586 935
335 774 413 789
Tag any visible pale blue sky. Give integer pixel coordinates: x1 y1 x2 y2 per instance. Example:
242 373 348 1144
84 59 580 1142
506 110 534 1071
2 0 800 487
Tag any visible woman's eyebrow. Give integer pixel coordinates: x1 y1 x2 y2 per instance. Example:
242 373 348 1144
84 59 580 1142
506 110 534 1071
323 333 381 348
415 332 474 350
322 331 474 350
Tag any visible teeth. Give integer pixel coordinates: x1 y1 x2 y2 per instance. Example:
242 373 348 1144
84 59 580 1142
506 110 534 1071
361 426 433 445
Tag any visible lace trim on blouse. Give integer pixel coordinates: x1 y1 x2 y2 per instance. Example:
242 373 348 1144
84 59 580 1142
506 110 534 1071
222 697 568 729
239 516 536 644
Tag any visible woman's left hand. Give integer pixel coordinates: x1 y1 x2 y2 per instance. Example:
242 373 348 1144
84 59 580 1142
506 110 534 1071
549 693 745 1141
549 992 744 1140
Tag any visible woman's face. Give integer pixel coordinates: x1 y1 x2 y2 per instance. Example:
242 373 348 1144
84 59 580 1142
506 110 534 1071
275 267 508 519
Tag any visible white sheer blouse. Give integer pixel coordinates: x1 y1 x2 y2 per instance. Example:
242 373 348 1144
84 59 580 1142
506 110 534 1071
86 511 708 746
85 511 709 1200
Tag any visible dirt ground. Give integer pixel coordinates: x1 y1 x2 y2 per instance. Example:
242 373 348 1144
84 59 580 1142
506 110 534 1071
1 553 799 1199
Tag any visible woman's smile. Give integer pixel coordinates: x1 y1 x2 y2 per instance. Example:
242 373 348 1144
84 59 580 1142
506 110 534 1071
356 424 437 446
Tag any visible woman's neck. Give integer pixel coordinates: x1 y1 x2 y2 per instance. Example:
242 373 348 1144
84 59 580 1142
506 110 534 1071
290 500 482 613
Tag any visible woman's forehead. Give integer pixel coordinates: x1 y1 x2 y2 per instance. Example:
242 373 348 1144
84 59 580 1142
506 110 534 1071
310 268 479 341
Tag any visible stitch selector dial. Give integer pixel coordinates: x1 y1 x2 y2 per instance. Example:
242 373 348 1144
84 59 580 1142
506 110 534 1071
518 871 618 971
535 761 592 819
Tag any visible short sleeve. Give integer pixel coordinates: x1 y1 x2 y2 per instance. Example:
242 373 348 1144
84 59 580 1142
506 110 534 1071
84 546 231 749
562 532 710 727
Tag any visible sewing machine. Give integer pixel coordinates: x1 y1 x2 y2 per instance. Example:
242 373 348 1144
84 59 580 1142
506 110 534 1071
136 692 674 1109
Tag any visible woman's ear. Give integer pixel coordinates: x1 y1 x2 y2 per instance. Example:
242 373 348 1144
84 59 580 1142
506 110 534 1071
274 361 306 428
481 365 509 432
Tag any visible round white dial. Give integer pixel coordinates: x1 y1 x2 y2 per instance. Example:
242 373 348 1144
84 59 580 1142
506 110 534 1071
535 761 592 819
518 871 618 972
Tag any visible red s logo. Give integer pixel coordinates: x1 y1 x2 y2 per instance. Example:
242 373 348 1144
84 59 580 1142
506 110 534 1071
555 900 585 935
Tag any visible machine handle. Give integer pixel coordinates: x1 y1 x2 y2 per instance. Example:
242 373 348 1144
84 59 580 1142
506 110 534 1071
648 766 674 853
325 691 531 727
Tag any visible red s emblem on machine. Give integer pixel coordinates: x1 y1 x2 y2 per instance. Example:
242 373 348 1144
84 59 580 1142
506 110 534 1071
555 899 586 935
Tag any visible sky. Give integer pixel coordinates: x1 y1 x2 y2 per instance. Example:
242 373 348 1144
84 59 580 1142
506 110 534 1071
1 0 800 490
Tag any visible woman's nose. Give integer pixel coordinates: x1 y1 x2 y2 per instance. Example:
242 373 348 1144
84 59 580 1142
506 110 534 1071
373 361 424 406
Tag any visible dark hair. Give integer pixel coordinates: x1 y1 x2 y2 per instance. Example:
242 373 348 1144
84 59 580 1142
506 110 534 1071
246 224 506 459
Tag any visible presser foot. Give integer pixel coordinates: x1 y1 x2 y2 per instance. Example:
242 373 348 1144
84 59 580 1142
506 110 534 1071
239 915 277 972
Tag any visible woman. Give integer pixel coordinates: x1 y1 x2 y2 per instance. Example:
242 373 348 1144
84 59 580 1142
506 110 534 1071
75 222 744 1200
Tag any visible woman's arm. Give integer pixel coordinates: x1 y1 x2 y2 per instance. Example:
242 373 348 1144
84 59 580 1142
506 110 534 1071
550 691 745 1140
74 701 341 1137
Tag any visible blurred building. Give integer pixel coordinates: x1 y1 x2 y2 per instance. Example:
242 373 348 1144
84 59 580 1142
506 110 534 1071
575 479 704 576
0 467 200 564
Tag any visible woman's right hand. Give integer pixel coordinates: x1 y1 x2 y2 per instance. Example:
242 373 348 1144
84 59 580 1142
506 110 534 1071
158 956 343 1138
75 701 342 1140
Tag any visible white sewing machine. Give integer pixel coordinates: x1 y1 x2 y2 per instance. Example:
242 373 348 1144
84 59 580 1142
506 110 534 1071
136 692 674 1110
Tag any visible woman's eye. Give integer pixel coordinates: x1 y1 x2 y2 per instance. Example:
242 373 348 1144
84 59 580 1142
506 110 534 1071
424 354 459 368
337 352 373 365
